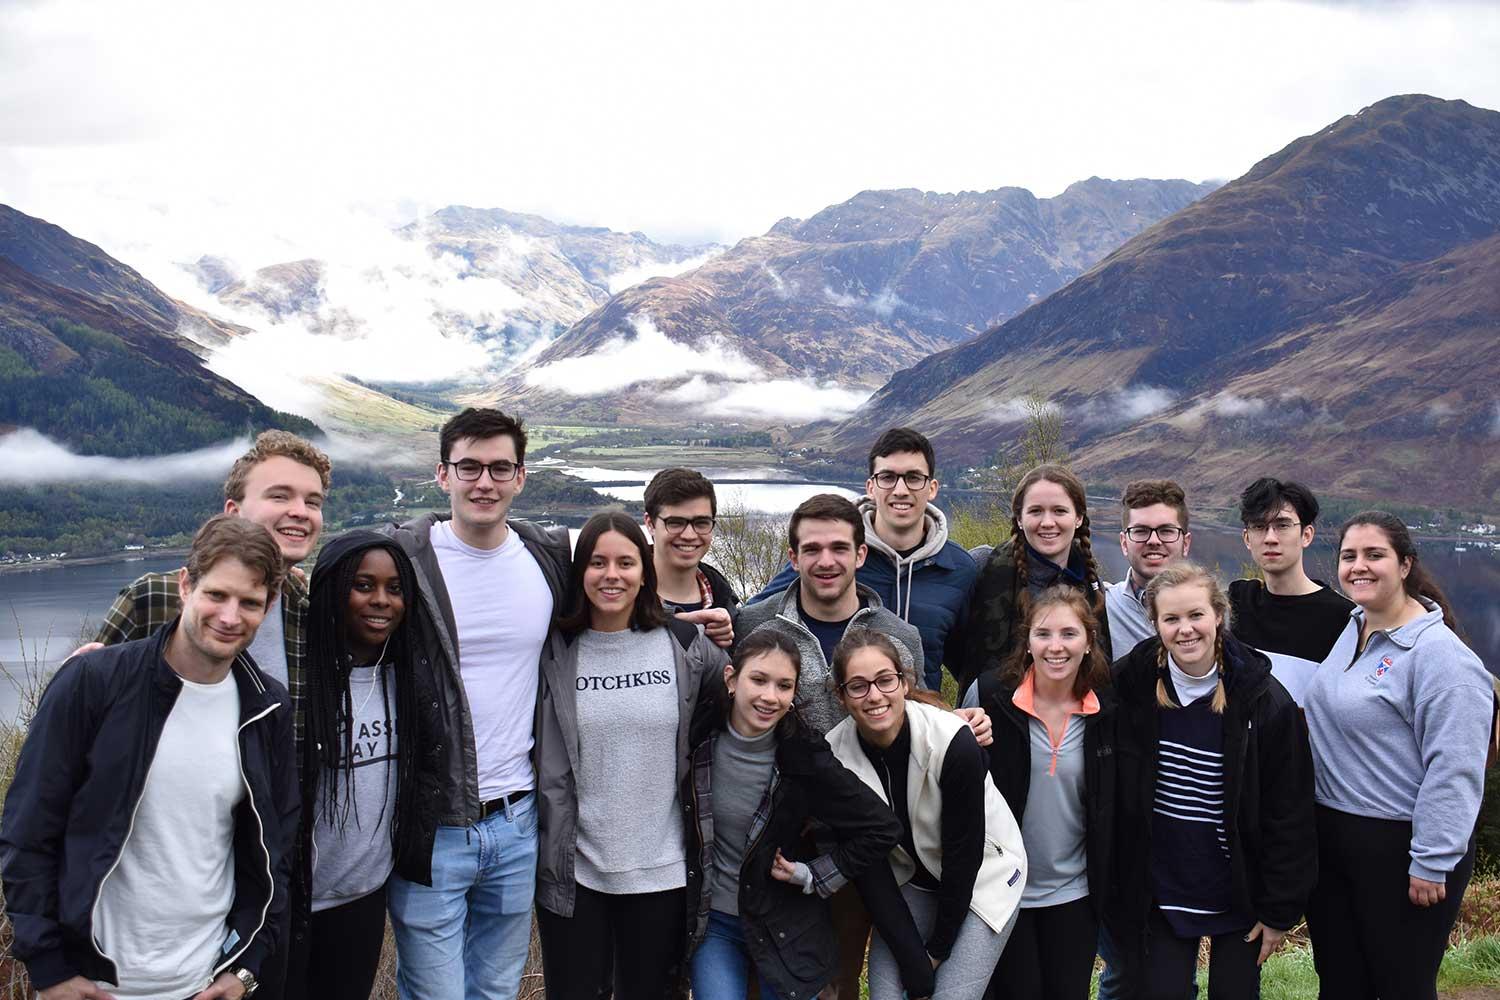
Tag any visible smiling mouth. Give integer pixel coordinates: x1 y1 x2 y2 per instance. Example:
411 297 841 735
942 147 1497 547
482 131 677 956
277 526 308 540
361 615 393 629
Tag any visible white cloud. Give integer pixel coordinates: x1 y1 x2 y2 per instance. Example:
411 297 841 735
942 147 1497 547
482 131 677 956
0 429 250 484
822 285 907 317
523 315 761 396
984 395 1064 424
661 374 870 421
1202 393 1270 418
762 264 794 299
605 249 721 293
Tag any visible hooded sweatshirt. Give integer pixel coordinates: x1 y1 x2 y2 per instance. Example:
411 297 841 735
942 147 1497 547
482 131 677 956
1303 601 1493 881
748 500 977 691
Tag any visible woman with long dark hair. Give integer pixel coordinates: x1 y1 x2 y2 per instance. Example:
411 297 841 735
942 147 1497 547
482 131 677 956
296 530 430 1000
826 628 1027 1000
959 464 1111 697
1110 562 1315 1000
979 585 1116 1000
684 629 934 1000
534 511 728 1000
1304 512 1493 1000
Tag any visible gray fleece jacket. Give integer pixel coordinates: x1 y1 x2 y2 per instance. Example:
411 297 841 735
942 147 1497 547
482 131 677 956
732 582 924 736
1303 601 1495 881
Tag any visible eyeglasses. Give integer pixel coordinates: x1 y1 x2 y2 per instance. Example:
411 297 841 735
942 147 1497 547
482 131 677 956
838 671 904 699
1124 525 1185 543
445 460 521 483
657 516 716 535
870 471 931 491
1246 518 1301 538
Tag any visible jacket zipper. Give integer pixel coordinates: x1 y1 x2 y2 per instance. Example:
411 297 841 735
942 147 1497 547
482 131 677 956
212 700 281 977
89 779 152 982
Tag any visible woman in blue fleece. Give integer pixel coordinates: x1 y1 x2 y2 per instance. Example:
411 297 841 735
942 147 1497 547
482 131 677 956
1303 511 1494 1000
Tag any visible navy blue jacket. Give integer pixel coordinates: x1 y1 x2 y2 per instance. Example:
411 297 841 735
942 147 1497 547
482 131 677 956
749 503 977 690
0 623 299 991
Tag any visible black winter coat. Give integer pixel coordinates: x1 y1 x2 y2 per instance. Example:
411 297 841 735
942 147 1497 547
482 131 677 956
976 672 1118 919
683 682 934 1000
1107 635 1316 968
0 624 298 990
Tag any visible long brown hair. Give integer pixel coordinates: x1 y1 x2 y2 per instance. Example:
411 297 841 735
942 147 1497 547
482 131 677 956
1143 562 1229 714
1010 464 1106 626
831 628 948 708
556 512 669 634
998 585 1111 699
1338 511 1461 634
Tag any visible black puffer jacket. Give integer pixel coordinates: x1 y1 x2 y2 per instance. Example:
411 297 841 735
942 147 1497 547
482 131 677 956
975 671 1118 919
683 679 934 1000
1108 635 1316 968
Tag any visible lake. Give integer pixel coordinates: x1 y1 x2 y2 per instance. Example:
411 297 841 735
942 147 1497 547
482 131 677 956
2 487 1496 718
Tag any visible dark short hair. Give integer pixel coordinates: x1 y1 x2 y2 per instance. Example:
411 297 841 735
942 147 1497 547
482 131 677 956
868 427 935 478
224 430 331 502
556 512 669 634
1121 479 1189 531
439 408 528 465
831 627 913 687
644 468 717 519
185 514 285 601
788 494 865 552
1238 477 1319 527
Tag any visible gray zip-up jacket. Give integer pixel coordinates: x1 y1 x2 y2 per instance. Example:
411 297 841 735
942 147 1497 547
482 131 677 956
378 512 570 882
732 582 925 735
534 617 728 917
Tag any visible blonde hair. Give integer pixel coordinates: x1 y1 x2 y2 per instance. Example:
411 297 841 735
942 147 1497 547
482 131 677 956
1143 562 1230 714
224 430 332 502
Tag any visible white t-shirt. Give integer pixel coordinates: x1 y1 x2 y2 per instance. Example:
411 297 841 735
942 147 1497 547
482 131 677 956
431 522 554 798
246 594 288 690
93 672 244 1000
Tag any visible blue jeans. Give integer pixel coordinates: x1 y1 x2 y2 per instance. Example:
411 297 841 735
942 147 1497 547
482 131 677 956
690 910 782 1000
388 793 539 1000
1097 923 1126 1000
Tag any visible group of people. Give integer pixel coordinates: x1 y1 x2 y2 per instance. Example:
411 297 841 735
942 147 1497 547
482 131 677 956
0 411 1491 1000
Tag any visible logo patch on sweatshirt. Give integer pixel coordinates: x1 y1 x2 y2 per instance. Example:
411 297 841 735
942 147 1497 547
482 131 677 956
1366 655 1395 686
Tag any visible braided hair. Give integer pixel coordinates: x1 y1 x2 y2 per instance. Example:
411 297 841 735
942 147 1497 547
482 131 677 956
1144 562 1230 714
306 532 425 847
1010 464 1107 627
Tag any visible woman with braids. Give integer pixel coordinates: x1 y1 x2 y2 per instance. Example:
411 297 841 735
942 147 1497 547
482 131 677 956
1110 562 1315 1000
534 512 728 1000
296 530 431 1000
683 629 934 1000
957 464 1111 698
826 628 1027 1000
1303 513 1493 1000
977 585 1117 1000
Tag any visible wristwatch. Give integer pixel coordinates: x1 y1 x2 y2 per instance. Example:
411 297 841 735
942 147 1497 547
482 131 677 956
229 965 260 997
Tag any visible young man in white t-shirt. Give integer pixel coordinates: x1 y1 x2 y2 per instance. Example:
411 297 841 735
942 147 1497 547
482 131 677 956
383 408 570 1000
1 515 298 1000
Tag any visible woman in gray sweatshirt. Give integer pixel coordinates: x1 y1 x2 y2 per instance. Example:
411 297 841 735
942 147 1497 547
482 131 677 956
1303 512 1494 1000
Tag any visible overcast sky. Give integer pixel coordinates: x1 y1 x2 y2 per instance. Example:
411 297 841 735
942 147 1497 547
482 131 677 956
2 0 1498 268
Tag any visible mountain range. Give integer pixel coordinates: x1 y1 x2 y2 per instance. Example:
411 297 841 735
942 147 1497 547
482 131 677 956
802 95 1500 509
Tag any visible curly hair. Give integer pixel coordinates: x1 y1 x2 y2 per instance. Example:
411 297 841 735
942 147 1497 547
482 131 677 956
223 430 332 503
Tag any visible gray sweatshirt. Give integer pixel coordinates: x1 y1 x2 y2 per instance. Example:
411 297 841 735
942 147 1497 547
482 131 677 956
709 725 778 914
1304 603 1494 881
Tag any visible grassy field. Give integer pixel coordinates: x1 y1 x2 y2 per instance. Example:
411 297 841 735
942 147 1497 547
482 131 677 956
563 444 785 468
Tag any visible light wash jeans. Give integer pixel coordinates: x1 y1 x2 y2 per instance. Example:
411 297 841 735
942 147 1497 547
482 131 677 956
388 793 539 1000
690 910 784 1000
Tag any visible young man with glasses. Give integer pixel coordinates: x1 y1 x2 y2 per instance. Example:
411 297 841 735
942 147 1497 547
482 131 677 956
379 408 570 1000
642 467 737 647
1230 477 1353 705
1105 479 1194 657
749 428 978 691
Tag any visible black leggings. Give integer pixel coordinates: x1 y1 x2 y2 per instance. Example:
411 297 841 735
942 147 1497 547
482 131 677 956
283 884 389 1000
1139 906 1259 1000
535 883 686 1000
1307 805 1475 1000
989 896 1098 1000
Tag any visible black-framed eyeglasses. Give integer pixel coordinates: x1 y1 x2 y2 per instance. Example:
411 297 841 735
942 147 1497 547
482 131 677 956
1125 525 1185 543
838 671 904 699
445 460 521 483
1246 518 1301 538
870 471 931 491
657 516 716 535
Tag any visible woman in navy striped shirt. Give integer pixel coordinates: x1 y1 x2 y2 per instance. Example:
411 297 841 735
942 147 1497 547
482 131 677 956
1108 563 1316 1000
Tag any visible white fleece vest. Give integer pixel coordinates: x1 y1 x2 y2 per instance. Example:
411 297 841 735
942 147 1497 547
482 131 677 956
825 700 1027 934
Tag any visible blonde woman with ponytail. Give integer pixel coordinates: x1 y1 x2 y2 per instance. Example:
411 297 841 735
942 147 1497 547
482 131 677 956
957 465 1111 696
1108 563 1315 1000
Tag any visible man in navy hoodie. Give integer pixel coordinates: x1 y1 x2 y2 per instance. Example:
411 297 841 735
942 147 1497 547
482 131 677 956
749 427 978 691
